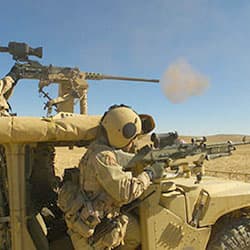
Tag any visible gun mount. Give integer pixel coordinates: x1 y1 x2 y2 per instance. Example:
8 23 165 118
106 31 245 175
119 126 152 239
0 41 159 116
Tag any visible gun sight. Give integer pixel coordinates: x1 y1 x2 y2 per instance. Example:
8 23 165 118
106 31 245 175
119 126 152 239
0 42 43 61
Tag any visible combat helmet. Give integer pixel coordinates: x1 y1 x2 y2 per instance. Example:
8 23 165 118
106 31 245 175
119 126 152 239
101 104 155 149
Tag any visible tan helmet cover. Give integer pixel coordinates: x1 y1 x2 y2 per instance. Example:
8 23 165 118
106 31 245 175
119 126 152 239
101 106 142 149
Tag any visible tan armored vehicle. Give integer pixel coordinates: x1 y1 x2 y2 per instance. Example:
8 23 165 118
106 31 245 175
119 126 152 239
0 42 250 250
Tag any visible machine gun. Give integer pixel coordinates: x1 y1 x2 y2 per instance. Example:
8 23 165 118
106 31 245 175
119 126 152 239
127 137 250 183
0 41 159 115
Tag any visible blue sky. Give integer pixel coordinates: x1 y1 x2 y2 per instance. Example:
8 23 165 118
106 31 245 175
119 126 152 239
1 0 250 135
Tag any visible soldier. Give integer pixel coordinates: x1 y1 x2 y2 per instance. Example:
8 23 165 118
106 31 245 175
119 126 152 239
58 104 165 250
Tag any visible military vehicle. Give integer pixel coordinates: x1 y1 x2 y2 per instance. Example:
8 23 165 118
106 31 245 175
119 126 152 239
0 42 250 250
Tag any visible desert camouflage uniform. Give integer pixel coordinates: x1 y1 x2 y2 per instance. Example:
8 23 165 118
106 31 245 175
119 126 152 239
0 76 15 116
66 137 151 250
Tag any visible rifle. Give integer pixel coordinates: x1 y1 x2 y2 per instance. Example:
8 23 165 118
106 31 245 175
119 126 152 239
0 42 159 115
127 137 250 183
88 190 155 246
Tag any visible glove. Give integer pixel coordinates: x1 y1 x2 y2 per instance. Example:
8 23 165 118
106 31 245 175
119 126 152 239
144 162 165 180
6 64 21 82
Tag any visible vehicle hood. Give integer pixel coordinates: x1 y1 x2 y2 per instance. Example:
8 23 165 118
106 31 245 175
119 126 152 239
173 176 250 227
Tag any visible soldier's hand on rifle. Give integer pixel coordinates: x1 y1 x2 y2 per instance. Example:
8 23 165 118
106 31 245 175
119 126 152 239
6 64 21 82
144 162 165 181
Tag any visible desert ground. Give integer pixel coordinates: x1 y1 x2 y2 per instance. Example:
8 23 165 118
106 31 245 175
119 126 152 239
55 134 250 182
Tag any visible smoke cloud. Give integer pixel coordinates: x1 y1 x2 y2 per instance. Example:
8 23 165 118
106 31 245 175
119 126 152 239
160 59 209 103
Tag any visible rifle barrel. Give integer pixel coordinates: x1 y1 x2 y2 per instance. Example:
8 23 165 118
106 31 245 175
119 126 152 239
232 141 250 146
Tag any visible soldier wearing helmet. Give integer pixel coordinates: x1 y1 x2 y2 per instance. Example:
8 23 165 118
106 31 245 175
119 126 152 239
100 104 142 149
58 105 165 250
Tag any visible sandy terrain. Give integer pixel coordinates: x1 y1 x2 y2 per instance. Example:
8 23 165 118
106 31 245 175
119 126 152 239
54 134 250 182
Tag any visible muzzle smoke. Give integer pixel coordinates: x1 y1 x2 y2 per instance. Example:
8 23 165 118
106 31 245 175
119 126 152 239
160 59 209 103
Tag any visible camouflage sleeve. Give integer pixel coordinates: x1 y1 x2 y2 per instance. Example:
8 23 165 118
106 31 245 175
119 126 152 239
0 76 14 96
93 150 151 205
0 76 15 116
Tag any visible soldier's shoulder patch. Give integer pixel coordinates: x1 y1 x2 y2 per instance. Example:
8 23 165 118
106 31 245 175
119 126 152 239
97 151 117 166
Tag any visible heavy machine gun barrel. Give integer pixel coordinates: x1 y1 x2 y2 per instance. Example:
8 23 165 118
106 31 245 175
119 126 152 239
85 72 159 83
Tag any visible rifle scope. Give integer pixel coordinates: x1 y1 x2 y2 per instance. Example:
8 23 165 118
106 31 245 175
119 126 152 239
0 41 43 61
